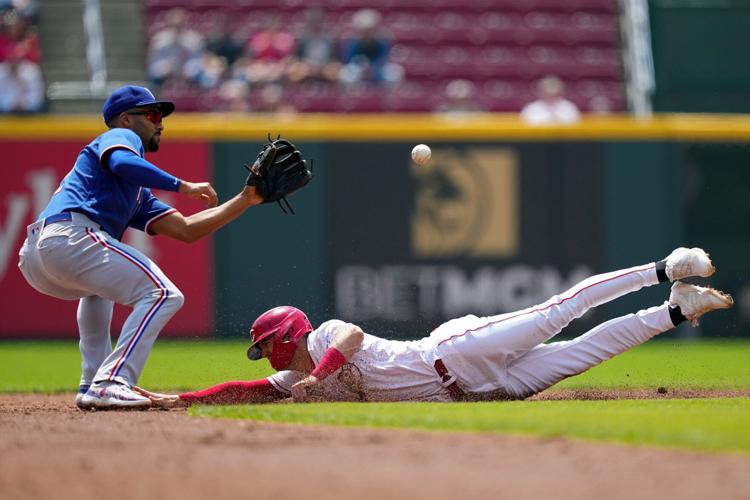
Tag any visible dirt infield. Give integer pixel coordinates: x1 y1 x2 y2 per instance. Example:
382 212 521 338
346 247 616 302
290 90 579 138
1 393 749 500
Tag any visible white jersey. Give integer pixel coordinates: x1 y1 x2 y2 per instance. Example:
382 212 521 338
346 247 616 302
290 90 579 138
268 320 453 402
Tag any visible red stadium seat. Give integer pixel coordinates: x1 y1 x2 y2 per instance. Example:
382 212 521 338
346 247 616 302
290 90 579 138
478 46 531 79
391 44 443 79
159 82 202 112
144 0 624 113
384 82 440 112
569 12 619 44
526 45 576 78
336 85 387 112
573 46 622 78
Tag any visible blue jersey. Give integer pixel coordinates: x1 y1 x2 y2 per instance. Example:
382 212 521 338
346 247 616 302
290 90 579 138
39 128 176 240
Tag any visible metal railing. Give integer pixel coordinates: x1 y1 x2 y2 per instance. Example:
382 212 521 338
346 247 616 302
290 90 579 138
619 0 655 118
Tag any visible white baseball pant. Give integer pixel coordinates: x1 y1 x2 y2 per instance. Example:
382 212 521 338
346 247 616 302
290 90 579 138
435 263 674 397
18 212 184 387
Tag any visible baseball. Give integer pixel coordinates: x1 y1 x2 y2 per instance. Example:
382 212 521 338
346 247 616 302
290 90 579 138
411 144 431 165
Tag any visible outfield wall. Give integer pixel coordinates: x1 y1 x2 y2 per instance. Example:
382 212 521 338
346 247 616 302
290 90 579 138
1 114 747 338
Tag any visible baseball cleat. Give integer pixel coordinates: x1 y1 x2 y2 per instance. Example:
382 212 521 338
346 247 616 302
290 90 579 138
78 382 151 410
74 384 90 410
664 247 715 281
669 281 733 327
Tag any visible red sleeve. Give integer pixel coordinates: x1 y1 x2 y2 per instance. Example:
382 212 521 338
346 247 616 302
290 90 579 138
179 379 285 405
310 347 347 380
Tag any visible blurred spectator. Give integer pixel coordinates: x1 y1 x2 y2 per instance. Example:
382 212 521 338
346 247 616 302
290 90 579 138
189 52 228 89
0 49 43 112
0 8 40 63
434 79 485 115
228 55 253 84
520 75 581 125
217 80 296 114
147 8 204 86
205 15 243 67
245 14 295 84
286 7 341 84
340 9 402 86
217 79 250 112
255 83 296 114
0 0 37 21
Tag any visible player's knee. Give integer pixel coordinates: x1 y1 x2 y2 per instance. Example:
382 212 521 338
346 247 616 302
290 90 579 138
167 288 185 311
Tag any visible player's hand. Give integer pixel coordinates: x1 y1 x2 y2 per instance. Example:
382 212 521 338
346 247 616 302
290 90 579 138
133 386 185 409
291 375 321 402
179 181 218 208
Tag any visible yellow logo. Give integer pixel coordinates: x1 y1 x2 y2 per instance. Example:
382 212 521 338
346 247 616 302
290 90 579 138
410 147 519 258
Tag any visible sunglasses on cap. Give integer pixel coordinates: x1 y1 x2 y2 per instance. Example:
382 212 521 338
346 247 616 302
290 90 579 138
126 109 163 125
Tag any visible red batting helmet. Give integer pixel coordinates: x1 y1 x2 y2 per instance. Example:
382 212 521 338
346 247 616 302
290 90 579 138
246 306 313 370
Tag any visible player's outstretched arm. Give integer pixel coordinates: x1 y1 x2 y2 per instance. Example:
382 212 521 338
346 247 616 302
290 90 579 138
135 379 286 407
150 185 263 243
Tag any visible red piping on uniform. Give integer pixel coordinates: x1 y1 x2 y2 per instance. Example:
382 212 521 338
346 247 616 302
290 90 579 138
145 208 177 235
85 228 168 380
437 264 656 346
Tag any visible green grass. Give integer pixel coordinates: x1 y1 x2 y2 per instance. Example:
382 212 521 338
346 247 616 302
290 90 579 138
2 339 748 392
0 339 271 392
194 397 750 454
2 339 749 454
550 340 750 390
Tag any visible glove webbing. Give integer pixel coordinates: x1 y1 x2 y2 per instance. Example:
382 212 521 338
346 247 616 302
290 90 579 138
278 197 295 215
277 157 313 215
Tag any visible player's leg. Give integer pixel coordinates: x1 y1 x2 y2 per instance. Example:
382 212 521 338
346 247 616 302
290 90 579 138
71 231 184 388
442 248 714 359
21 225 121 408
435 249 714 393
36 226 183 408
437 263 659 367
503 283 732 399
76 296 114 397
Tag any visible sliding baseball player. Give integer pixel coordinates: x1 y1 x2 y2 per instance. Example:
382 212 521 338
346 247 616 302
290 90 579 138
138 248 732 406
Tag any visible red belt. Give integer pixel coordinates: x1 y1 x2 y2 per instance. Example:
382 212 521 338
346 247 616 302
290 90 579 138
434 359 467 401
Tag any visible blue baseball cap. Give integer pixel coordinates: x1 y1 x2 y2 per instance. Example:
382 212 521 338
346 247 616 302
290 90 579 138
102 85 175 124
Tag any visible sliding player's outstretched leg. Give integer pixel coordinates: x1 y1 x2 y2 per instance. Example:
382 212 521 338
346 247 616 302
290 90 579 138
433 248 717 395
437 248 713 362
503 281 732 399
531 247 715 345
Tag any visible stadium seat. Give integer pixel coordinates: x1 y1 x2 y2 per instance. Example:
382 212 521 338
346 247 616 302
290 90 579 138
335 85 387 112
144 0 624 113
478 46 531 79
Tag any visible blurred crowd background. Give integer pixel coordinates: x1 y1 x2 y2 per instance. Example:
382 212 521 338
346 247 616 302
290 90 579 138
4 0 748 117
0 1 43 112
2 0 749 340
2 0 630 117
141 1 619 116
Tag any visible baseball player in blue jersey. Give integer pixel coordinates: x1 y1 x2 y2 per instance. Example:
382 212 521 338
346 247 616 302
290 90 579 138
17 85 268 410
